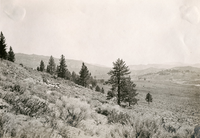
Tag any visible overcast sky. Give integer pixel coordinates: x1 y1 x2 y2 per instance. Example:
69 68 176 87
0 0 200 67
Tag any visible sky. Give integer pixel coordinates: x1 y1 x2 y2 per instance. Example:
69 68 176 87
0 0 200 67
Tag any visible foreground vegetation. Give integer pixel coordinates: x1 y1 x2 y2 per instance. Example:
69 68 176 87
0 59 200 138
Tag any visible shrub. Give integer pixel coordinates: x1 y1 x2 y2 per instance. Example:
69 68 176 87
57 97 91 127
11 84 26 94
95 85 101 92
3 93 50 117
0 113 12 137
96 107 110 116
95 104 121 116
107 110 133 125
2 83 13 91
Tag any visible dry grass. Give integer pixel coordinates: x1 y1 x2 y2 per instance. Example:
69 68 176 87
0 60 199 138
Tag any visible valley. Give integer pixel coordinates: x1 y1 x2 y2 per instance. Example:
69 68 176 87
0 56 200 137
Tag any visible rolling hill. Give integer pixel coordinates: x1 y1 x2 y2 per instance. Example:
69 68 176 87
137 66 200 85
15 53 110 79
15 53 200 82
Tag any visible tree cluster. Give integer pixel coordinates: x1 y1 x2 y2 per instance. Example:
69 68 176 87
37 55 71 79
0 32 15 62
36 56 98 89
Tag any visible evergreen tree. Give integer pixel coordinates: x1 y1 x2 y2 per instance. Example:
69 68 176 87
145 92 153 105
37 67 40 71
57 55 69 79
78 62 90 87
101 87 104 93
39 60 45 72
47 56 56 75
7 46 15 62
0 32 7 59
121 76 138 106
95 85 101 92
107 58 130 106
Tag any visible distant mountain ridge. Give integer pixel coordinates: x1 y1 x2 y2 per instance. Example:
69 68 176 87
15 53 200 80
15 53 110 79
129 63 200 70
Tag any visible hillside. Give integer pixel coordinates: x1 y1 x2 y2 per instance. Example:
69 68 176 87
131 67 162 78
129 63 200 70
138 66 200 83
129 63 185 70
0 59 199 138
15 53 110 79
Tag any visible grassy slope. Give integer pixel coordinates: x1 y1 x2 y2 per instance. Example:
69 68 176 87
0 60 199 138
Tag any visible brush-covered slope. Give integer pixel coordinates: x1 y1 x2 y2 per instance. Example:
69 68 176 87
0 60 199 138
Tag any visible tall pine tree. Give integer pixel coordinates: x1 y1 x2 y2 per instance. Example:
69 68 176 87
78 62 90 87
47 55 56 75
57 55 69 79
39 60 45 72
107 58 131 106
0 32 7 59
7 46 15 62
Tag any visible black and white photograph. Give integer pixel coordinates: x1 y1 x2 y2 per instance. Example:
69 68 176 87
0 0 200 138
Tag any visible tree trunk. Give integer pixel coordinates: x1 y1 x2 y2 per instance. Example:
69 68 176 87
117 79 121 106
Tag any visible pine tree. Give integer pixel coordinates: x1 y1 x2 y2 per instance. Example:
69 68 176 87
145 92 153 105
0 32 7 59
95 85 101 92
39 60 45 72
58 55 69 79
121 76 138 106
7 46 15 62
78 62 90 87
47 56 56 75
107 58 131 106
